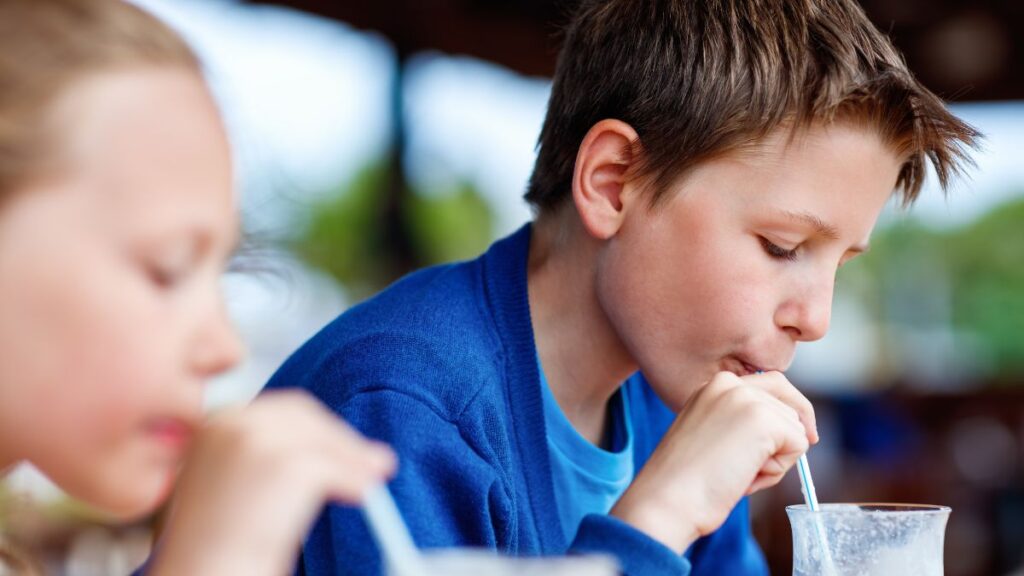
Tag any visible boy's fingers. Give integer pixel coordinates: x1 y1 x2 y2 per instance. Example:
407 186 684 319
746 385 805 442
743 371 819 443
747 472 784 495
748 412 807 495
762 394 810 463
753 386 802 424
736 388 807 495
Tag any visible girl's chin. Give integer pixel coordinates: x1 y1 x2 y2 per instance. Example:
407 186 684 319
100 489 170 522
83 468 176 522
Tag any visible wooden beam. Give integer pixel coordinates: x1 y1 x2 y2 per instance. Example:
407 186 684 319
248 0 1024 100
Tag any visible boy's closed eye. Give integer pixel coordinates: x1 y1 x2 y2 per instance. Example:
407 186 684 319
758 236 799 261
756 208 871 268
757 235 869 270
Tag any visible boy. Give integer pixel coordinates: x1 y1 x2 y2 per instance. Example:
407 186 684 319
265 0 977 574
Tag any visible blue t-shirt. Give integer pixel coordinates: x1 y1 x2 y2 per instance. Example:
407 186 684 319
539 361 634 544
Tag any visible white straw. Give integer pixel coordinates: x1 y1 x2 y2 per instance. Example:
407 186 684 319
362 484 425 576
797 453 839 575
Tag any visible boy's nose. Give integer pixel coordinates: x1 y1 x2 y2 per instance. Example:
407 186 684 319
776 278 834 342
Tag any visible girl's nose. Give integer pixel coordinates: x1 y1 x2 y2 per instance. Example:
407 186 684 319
192 299 244 376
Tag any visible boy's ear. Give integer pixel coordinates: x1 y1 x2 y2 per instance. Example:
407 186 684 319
572 119 641 240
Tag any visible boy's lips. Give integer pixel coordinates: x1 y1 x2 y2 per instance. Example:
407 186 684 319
723 355 774 377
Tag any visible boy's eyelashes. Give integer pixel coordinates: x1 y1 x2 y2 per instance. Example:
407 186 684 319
758 236 799 261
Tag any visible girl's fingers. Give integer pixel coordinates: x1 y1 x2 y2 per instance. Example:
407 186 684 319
317 418 397 503
331 446 396 503
250 393 398 504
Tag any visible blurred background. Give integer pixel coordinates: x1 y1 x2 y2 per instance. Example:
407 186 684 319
0 0 1021 574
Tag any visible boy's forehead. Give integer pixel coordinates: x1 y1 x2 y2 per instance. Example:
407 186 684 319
662 122 901 232
701 122 904 187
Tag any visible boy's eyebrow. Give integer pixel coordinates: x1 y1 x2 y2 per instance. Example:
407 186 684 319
777 209 840 240
775 209 869 253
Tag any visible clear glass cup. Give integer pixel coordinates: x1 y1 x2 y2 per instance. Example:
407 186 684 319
786 503 951 576
387 550 618 576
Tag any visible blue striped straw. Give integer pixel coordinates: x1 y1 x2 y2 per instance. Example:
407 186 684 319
797 446 839 574
755 371 838 574
796 454 821 511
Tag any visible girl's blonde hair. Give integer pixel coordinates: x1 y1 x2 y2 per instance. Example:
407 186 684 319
0 0 201 198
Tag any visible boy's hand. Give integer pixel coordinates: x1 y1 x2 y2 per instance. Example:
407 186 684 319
611 371 817 554
149 391 396 576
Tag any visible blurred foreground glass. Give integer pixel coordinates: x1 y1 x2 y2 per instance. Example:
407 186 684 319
386 551 618 576
787 504 950 576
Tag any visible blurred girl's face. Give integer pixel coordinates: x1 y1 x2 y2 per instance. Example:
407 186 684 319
0 68 242 519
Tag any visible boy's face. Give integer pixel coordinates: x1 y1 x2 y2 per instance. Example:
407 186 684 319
596 123 903 411
0 69 241 519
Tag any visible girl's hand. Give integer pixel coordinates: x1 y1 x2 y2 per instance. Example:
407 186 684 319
149 390 395 576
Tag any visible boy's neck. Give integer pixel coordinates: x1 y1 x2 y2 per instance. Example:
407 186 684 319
527 212 638 446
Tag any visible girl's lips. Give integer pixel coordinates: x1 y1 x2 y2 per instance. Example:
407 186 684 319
145 418 194 449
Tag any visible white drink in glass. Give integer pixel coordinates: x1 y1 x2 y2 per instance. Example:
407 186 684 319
787 503 950 576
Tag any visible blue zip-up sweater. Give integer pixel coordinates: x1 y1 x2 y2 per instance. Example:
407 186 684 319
264 224 768 575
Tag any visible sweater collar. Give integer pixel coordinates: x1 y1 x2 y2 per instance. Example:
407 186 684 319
482 222 565 552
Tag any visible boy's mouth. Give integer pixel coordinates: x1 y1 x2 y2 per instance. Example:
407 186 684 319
723 355 768 377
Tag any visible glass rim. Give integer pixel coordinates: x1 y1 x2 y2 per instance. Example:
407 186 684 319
786 503 951 514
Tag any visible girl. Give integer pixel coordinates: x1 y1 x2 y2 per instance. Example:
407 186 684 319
0 1 394 574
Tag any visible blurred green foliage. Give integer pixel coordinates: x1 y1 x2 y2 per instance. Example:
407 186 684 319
289 162 494 299
291 162 1024 379
850 196 1024 377
403 181 493 266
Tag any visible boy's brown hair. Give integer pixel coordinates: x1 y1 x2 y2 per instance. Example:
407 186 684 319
525 0 980 211
0 0 200 199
